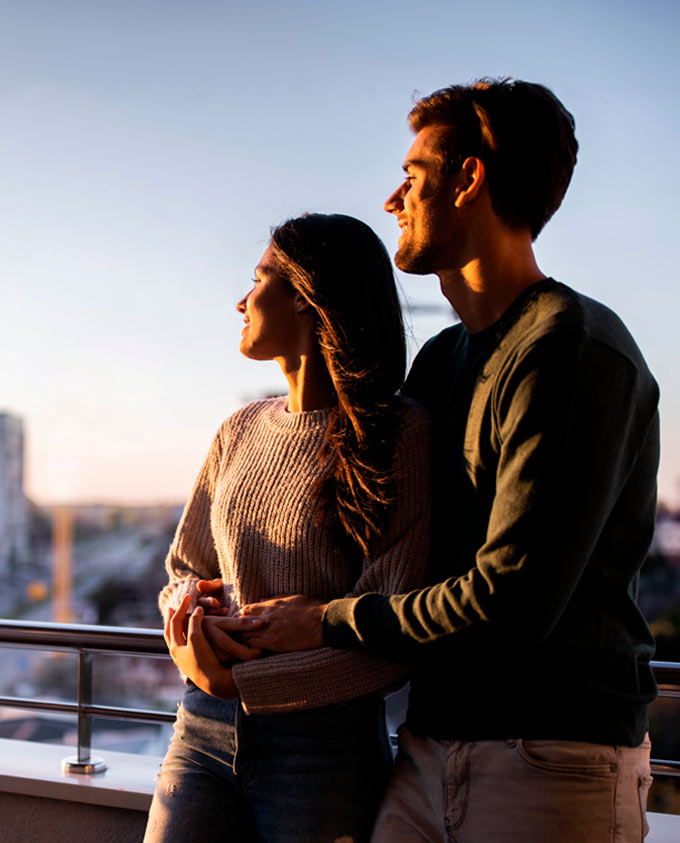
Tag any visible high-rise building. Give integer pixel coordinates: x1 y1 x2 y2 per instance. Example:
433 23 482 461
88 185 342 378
0 412 29 572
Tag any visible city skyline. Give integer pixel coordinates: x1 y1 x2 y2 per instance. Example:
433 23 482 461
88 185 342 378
2 0 679 506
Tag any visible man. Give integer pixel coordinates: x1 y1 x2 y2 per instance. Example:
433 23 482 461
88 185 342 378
221 79 659 840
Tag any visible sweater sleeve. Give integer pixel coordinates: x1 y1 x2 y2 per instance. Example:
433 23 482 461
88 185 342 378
232 402 431 713
322 330 660 661
157 428 226 621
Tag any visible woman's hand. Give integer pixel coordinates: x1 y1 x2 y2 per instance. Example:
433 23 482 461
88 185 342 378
165 595 238 699
201 614 264 663
196 578 229 613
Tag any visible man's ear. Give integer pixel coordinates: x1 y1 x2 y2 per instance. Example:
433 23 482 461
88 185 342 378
453 157 485 208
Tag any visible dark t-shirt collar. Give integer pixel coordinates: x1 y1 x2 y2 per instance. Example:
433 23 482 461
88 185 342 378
466 277 554 350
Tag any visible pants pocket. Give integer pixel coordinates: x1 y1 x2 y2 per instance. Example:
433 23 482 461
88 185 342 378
639 774 653 839
516 739 617 778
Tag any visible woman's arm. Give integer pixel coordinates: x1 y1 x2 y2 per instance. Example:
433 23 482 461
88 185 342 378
158 428 225 619
158 425 263 665
232 401 431 714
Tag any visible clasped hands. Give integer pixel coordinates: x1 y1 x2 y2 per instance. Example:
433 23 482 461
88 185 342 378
164 578 327 700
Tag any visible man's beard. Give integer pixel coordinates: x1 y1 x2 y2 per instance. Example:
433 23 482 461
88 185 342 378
394 235 439 275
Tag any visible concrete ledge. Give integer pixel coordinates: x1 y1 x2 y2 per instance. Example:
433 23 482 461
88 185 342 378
0 738 678 841
648 810 680 843
0 737 159 811
0 791 149 843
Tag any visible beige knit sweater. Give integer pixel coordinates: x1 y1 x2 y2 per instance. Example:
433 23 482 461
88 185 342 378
159 395 431 714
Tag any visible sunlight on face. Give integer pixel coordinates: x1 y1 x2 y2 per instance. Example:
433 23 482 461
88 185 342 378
236 245 305 362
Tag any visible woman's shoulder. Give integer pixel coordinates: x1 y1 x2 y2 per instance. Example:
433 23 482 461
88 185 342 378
216 396 287 441
394 394 431 433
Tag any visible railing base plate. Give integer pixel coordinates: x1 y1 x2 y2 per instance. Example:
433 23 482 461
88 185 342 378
62 755 107 775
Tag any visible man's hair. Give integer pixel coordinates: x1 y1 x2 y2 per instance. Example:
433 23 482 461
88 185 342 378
409 78 578 239
270 213 406 555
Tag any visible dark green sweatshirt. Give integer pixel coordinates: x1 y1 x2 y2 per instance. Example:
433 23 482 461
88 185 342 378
324 279 659 745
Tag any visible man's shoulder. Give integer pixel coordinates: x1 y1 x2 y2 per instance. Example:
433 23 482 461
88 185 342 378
511 280 649 368
403 323 467 405
495 281 659 413
513 279 606 335
417 321 467 355
407 323 469 379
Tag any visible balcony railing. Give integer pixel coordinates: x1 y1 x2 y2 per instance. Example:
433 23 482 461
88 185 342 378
1 618 679 777
0 618 174 773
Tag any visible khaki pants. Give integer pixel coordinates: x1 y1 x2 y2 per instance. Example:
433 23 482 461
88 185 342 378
371 728 652 843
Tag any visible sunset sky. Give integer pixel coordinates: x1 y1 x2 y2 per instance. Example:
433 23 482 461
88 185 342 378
2 0 679 505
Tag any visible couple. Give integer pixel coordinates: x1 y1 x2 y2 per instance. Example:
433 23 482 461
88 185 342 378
145 78 658 843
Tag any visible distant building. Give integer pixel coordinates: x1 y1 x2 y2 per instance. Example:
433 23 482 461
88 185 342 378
0 413 29 572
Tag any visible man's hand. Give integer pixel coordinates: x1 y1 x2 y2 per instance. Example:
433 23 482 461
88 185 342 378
165 595 239 698
201 614 264 663
238 594 328 652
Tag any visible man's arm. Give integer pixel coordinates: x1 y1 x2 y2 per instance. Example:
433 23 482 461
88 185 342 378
324 331 659 661
245 330 659 662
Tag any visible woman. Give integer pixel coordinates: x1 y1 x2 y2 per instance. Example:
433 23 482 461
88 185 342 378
144 213 430 843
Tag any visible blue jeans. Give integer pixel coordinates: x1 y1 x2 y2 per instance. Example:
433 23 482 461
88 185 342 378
144 685 393 843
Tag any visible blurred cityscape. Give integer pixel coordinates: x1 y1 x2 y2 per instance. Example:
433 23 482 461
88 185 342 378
0 410 185 758
1 410 680 811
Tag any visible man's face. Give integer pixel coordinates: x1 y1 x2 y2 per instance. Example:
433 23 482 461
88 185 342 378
384 125 460 275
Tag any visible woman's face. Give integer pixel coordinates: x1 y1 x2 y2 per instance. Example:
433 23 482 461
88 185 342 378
236 245 308 361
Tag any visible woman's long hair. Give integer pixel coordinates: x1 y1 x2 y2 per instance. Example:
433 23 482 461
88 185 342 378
270 213 407 555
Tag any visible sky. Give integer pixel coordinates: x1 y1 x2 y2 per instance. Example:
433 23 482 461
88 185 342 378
1 0 679 506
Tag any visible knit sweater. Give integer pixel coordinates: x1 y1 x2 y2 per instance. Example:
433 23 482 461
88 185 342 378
159 395 431 714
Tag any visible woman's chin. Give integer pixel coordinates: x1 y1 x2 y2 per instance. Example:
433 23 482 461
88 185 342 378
239 335 254 357
239 341 270 362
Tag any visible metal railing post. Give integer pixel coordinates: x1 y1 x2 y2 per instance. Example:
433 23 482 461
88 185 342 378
61 650 106 774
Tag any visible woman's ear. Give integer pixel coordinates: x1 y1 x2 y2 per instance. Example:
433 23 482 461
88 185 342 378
294 294 311 313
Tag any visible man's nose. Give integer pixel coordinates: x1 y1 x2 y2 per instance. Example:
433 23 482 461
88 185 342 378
384 183 405 214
